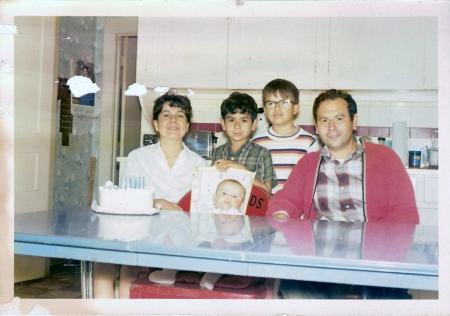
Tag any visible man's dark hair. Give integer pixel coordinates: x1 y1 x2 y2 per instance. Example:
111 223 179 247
312 89 357 122
262 78 299 105
153 92 192 123
220 92 258 121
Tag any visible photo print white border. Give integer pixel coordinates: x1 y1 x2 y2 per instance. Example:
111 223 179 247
2 1 449 315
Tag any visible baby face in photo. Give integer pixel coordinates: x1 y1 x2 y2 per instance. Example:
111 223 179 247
213 179 246 213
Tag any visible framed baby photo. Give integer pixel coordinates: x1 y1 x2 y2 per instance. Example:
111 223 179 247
190 167 255 215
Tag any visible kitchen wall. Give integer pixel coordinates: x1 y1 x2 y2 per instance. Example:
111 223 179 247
137 17 438 152
141 89 437 150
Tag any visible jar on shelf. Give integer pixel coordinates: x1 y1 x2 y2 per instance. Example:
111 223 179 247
429 130 438 169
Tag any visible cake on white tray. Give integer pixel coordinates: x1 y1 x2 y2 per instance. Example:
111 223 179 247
92 180 157 215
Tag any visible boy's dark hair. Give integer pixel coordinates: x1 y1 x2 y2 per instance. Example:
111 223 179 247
220 92 258 121
313 89 357 122
262 78 299 105
153 92 192 123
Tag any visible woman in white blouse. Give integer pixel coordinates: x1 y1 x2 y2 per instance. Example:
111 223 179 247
94 93 206 298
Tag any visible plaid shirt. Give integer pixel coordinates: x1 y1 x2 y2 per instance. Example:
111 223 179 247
314 138 365 222
211 139 277 188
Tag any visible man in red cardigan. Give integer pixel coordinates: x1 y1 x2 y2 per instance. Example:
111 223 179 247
267 89 419 299
268 89 419 224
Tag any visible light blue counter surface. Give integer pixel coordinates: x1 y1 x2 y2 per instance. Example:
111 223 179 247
15 207 438 295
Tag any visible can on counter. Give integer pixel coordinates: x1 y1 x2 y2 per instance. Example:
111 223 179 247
408 150 421 168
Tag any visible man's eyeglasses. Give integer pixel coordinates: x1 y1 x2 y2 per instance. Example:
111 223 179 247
264 99 292 109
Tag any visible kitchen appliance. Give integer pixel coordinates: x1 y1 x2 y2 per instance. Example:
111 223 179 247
183 130 213 159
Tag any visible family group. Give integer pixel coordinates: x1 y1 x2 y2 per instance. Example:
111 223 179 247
94 78 418 298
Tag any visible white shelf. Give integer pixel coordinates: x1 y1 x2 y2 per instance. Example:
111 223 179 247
406 168 438 175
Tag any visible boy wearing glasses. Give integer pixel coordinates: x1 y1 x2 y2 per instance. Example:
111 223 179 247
212 92 276 193
253 78 318 193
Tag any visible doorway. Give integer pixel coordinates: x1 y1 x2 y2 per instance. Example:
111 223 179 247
112 35 140 185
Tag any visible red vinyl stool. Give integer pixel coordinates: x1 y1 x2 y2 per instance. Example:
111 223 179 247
130 275 275 299
129 185 274 299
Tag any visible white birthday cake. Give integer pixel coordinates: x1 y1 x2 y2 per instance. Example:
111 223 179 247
92 181 156 215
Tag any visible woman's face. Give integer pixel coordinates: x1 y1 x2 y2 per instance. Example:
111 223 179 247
153 102 189 141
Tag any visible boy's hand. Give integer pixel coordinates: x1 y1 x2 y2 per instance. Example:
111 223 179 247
254 179 272 194
213 159 247 172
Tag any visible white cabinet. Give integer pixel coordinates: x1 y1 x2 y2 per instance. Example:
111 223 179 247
137 17 228 88
137 17 437 90
423 18 438 89
408 169 438 226
227 17 329 89
228 17 436 90
328 17 434 90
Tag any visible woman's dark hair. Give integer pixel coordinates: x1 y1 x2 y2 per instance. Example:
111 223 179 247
220 92 258 121
312 89 357 122
153 92 192 123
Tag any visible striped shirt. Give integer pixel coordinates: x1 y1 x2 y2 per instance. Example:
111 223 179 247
314 140 365 222
253 126 318 193
211 139 277 189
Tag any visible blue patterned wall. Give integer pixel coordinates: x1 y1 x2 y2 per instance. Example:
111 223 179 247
53 17 104 209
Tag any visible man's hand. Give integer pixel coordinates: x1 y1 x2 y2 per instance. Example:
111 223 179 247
213 159 247 172
154 199 183 211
